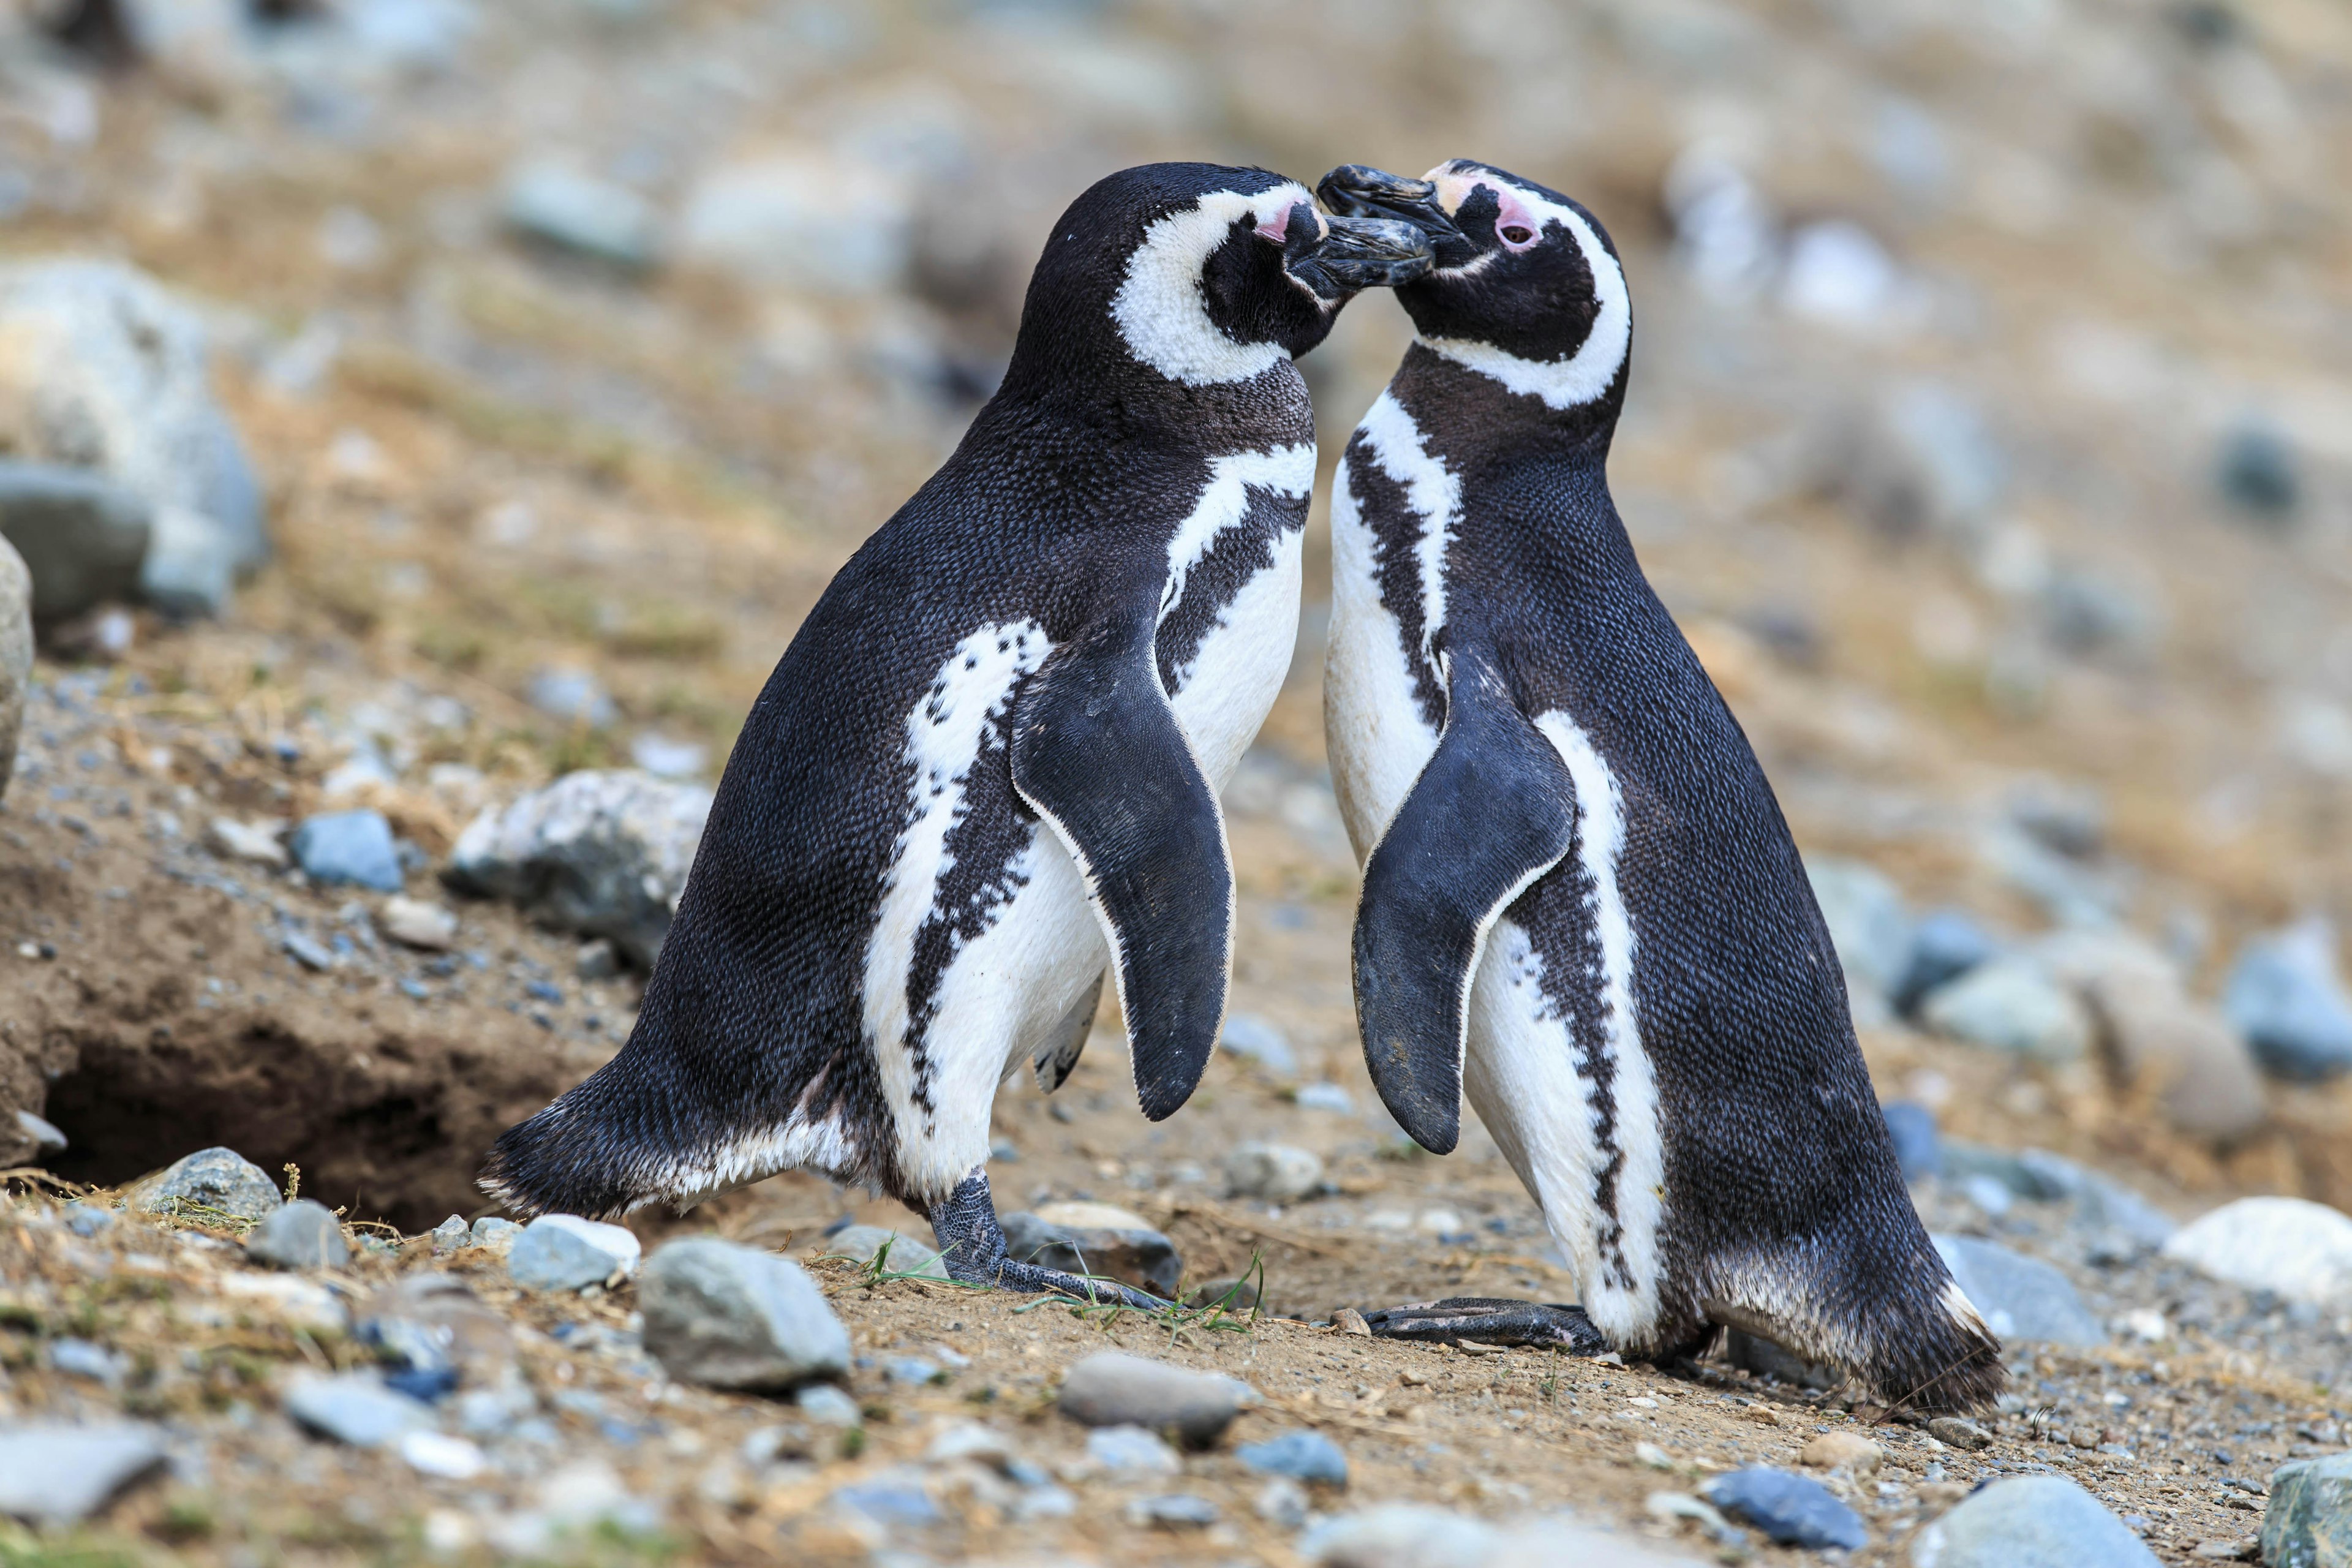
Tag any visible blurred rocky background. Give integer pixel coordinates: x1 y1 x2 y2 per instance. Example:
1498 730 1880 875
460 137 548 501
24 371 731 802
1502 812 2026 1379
2 1 2351 1564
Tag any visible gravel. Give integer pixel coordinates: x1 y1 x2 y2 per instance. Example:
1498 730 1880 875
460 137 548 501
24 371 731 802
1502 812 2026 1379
244 1198 351 1269
1910 1474 2160 1566
1226 1141 1325 1202
506 1214 642 1291
0 1423 168 1527
1058 1351 1243 1448
639 1238 850 1390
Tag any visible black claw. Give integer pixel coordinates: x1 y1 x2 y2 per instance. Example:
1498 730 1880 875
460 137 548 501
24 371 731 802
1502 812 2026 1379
1362 1297 1609 1355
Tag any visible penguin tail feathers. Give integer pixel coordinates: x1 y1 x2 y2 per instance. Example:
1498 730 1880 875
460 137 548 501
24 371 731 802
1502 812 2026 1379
476 1072 676 1223
1859 1280 2005 1415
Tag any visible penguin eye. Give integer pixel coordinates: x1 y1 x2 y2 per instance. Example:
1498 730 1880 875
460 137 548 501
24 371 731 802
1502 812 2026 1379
1499 224 1536 247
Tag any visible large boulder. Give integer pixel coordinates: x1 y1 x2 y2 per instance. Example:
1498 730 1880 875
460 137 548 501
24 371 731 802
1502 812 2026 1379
445 770 712 967
0 533 26 801
0 260 267 580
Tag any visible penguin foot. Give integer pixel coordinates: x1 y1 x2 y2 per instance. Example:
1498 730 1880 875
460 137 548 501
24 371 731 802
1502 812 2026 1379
1361 1297 1609 1354
927 1166 1170 1313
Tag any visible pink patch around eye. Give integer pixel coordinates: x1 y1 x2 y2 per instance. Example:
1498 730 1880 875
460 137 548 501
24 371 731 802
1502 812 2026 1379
1256 204 1292 244
1488 185 1540 250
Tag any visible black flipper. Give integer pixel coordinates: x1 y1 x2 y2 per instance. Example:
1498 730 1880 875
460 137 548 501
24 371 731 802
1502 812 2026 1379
1010 614 1232 1122
1032 970 1104 1093
1354 655 1577 1153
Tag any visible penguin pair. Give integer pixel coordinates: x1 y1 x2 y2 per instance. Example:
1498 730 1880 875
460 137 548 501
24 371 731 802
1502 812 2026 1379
481 164 1430 1310
1316 160 2003 1413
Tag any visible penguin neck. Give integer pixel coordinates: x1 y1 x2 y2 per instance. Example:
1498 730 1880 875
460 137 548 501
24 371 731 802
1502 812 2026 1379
1393 339 1624 468
988 349 1314 456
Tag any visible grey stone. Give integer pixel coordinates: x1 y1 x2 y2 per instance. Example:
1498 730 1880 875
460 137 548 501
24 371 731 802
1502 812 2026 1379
1128 1492 1219 1529
2217 414 2299 520
379 896 458 951
1704 1467 1867 1550
886 1355 940 1384
829 1469 938 1528
1237 1430 1348 1487
0 460 151 622
1880 1101 1941 1180
2225 919 2352 1081
469 1216 521 1254
821 1224 949 1281
1909 1473 2158 1566
1058 1352 1240 1448
502 164 663 272
138 503 235 616
284 1373 434 1447
208 816 289 868
292 810 404 891
245 1199 350 1269
62 1204 114 1237
0 532 25 801
135 1145 283 1221
0 261 268 577
428 1215 469 1251
507 1214 641 1292
1932 1234 2105 1345
797 1384 862 1427
1928 1416 1992 1452
2162 1196 2352 1305
679 153 909 295
1219 1013 1297 1077
445 770 711 967
1294 1081 1356 1113
2041 929 2266 1139
1725 1329 1838 1389
15 1107 64 1155
639 1238 850 1390
1085 1424 1181 1474
0 1424 167 1526
1896 910 1998 1014
1224 1142 1323 1202
2261 1453 2352 1568
1806 856 1912 1011
1303 1505 1504 1568
50 1338 123 1384
1918 956 2092 1063
1001 1204 1180 1298
526 666 618 729
1823 381 2006 541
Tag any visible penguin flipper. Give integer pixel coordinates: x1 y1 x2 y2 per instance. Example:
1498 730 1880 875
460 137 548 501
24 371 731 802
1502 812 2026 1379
1011 616 1232 1123
1354 657 1577 1153
1032 969 1105 1093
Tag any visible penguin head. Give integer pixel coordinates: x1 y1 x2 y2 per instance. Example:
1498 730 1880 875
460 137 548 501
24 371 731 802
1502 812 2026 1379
1317 160 1632 415
1002 163 1430 395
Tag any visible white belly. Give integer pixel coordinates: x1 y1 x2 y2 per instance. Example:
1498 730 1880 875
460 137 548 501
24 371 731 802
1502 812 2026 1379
1169 524 1303 791
1324 453 1440 859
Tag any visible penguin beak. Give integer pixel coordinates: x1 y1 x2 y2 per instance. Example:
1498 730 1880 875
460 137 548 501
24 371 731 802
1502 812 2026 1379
1317 165 1474 268
1289 214 1433 300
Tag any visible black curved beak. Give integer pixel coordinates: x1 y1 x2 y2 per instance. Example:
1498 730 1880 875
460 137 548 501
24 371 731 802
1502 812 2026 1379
1291 214 1432 299
1317 165 1472 267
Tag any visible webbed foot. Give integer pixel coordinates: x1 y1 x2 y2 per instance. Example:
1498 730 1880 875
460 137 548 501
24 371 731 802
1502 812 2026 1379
927 1167 1169 1311
1362 1296 1608 1354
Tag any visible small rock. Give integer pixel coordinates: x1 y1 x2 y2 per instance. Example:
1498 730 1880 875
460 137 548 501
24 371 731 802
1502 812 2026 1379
797 1384 861 1427
469 1216 521 1254
1334 1307 1372 1337
208 816 289 868
1003 1202 1180 1298
135 1145 283 1221
0 1423 168 1526
245 1199 350 1270
398 1430 487 1481
640 1238 850 1390
1087 1425 1182 1474
1220 1013 1298 1077
821 1224 949 1281
428 1215 470 1251
292 810 404 892
0 262 268 579
526 666 619 729
1238 1430 1348 1487
0 532 24 801
1918 956 2092 1063
15 1107 66 1155
1801 1431 1883 1474
1257 1476 1310 1528
444 770 711 967
507 1214 641 1292
0 460 151 623
50 1338 123 1384
1821 381 2006 540
1303 1505 1502 1568
1225 1142 1324 1202
1896 909 1998 1014
2224 920 2352 1081
1928 1416 1992 1452
216 1272 349 1335
1058 1352 1242 1448
502 164 663 272
1807 856 1912 1011
2217 415 2299 520
284 1373 435 1447
379 895 459 951
1186 1276 1262 1311
679 151 908 294
2260 1453 2352 1568
575 938 621 980
1910 1473 2160 1566
1648 1489 1749 1548
62 1203 115 1237
2162 1196 2352 1305
829 1469 939 1529
1727 1329 1838 1390
628 733 707 779
1781 221 1904 330
2041 929 2266 1139
886 1355 940 1385
1705 1467 1868 1551
138 502 235 616
1128 1492 1219 1529
1295 1081 1357 1113
1932 1234 2105 1345
924 1422 1012 1469
1880 1100 1942 1180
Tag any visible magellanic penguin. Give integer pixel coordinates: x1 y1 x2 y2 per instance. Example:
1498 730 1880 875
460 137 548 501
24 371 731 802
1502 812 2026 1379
481 164 1430 1308
1314 160 2002 1412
